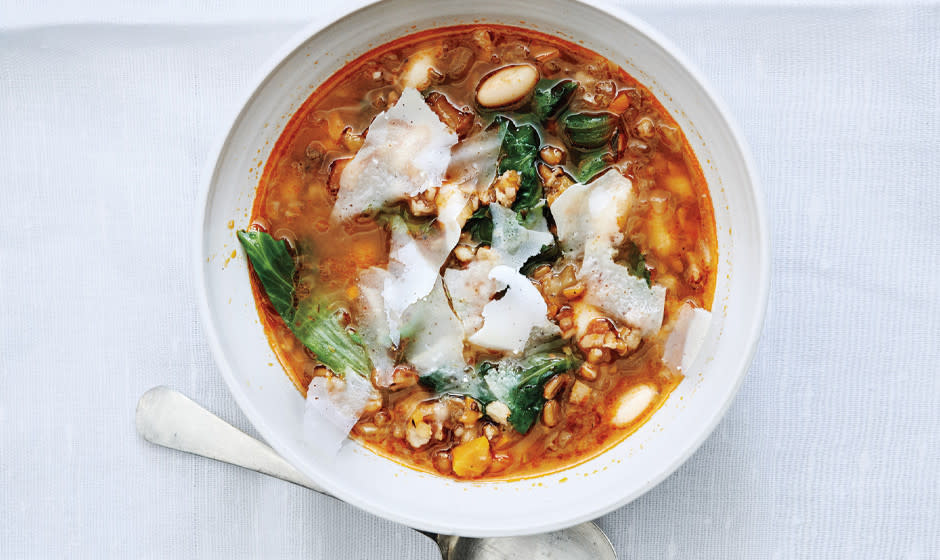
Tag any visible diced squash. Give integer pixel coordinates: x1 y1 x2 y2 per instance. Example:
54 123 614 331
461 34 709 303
646 212 674 256
663 171 694 200
452 436 492 478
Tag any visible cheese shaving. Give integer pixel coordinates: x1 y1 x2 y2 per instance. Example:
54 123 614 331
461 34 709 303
663 304 712 372
490 203 554 271
331 87 457 221
401 278 467 374
550 170 633 257
550 170 665 336
303 373 377 456
468 265 560 354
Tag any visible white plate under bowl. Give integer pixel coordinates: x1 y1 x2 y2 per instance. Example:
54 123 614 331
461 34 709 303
196 0 768 537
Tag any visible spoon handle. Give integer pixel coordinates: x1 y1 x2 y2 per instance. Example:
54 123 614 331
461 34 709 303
135 386 327 494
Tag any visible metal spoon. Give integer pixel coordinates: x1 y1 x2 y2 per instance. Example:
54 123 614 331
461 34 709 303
135 386 616 560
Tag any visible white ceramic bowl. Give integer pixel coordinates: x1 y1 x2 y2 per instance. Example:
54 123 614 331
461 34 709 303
196 0 768 537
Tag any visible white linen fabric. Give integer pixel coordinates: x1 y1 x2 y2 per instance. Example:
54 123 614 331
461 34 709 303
1 2 938 558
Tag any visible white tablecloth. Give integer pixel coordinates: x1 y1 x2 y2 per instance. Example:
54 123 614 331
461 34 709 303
2 1 938 557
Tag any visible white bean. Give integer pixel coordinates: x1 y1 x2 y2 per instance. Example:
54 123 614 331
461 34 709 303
610 384 658 427
476 64 539 108
399 47 441 90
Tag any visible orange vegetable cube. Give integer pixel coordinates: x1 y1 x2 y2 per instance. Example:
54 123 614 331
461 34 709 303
452 436 492 478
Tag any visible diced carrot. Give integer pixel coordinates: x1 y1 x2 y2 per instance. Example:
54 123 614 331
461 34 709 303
608 91 631 115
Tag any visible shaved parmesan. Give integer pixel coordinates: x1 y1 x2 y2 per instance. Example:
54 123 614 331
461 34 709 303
401 278 467 373
303 373 376 456
468 265 560 354
447 128 502 193
442 203 552 337
490 203 554 271
355 268 396 387
581 253 666 337
434 185 471 249
381 188 469 344
332 87 457 221
663 304 711 372
550 170 664 336
382 220 440 343
372 185 467 343
550 170 633 257
443 260 498 336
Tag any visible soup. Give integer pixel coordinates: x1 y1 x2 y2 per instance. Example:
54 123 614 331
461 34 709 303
238 25 717 480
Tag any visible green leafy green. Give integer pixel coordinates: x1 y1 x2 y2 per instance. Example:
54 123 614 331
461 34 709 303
237 229 372 379
461 117 543 241
532 79 578 122
516 203 561 275
376 205 437 239
574 148 613 183
520 241 562 276
496 117 542 211
420 365 495 405
618 241 652 287
483 352 581 433
291 298 373 379
464 206 494 244
236 230 296 322
560 112 619 150
420 352 579 434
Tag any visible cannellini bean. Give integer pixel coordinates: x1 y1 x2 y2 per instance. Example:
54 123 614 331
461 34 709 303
610 384 658 427
476 64 539 108
399 47 441 90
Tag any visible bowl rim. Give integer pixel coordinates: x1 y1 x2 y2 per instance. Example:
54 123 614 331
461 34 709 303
194 0 770 536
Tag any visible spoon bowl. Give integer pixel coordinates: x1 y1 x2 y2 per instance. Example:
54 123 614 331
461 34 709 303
428 524 615 560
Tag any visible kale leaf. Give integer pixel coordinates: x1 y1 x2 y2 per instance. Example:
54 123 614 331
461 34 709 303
461 116 543 241
291 298 373 379
420 365 496 405
375 205 438 239
532 79 578 123
574 148 614 183
496 116 543 212
618 241 652 287
520 241 562 276
420 352 580 434
464 205 494 244
483 352 581 434
560 112 619 150
237 229 372 378
236 230 296 322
